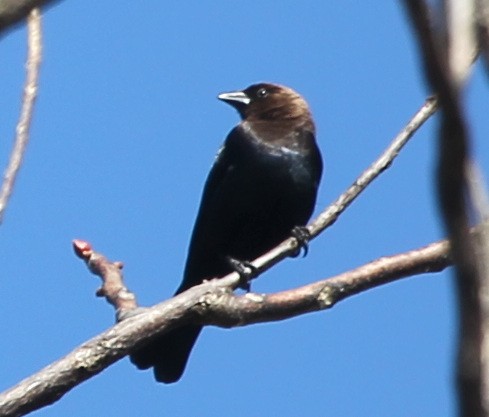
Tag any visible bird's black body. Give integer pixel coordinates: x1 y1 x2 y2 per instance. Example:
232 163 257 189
130 83 323 383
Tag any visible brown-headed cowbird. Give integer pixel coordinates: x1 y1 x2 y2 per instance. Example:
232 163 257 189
130 83 323 383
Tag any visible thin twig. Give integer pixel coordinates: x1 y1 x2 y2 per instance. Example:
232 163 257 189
0 8 42 224
73 239 138 314
245 96 438 276
309 96 438 237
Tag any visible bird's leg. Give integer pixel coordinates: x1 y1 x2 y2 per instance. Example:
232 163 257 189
226 256 258 291
290 226 311 258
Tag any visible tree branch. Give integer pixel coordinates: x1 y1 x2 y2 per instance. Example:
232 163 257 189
73 239 138 315
0 235 455 417
237 96 438 278
0 8 42 224
202 239 452 327
402 1 483 416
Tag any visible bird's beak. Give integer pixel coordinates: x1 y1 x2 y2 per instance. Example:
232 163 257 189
217 90 251 106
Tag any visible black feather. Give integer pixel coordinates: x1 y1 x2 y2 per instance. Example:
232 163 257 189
130 83 323 383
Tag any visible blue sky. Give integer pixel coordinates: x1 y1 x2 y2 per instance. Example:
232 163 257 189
1 2 488 416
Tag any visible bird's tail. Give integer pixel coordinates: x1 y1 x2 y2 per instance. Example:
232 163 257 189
130 324 202 383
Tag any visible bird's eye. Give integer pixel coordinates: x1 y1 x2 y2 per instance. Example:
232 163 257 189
257 88 268 99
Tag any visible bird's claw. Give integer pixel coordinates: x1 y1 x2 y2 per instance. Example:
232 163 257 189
226 257 258 291
291 226 311 258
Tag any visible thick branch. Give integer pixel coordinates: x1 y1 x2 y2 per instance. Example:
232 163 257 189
402 2 482 416
0 237 453 417
203 239 451 326
0 8 42 224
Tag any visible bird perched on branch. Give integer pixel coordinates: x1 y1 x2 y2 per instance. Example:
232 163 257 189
130 83 323 383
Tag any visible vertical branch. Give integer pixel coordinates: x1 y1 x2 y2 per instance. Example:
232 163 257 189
467 161 489 413
0 8 42 224
402 1 484 416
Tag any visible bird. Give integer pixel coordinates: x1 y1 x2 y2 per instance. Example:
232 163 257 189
130 83 323 383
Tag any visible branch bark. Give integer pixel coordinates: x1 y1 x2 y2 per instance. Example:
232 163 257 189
0 236 454 417
0 8 42 224
402 1 484 416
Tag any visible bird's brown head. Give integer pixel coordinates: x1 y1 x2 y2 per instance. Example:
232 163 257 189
218 83 313 127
